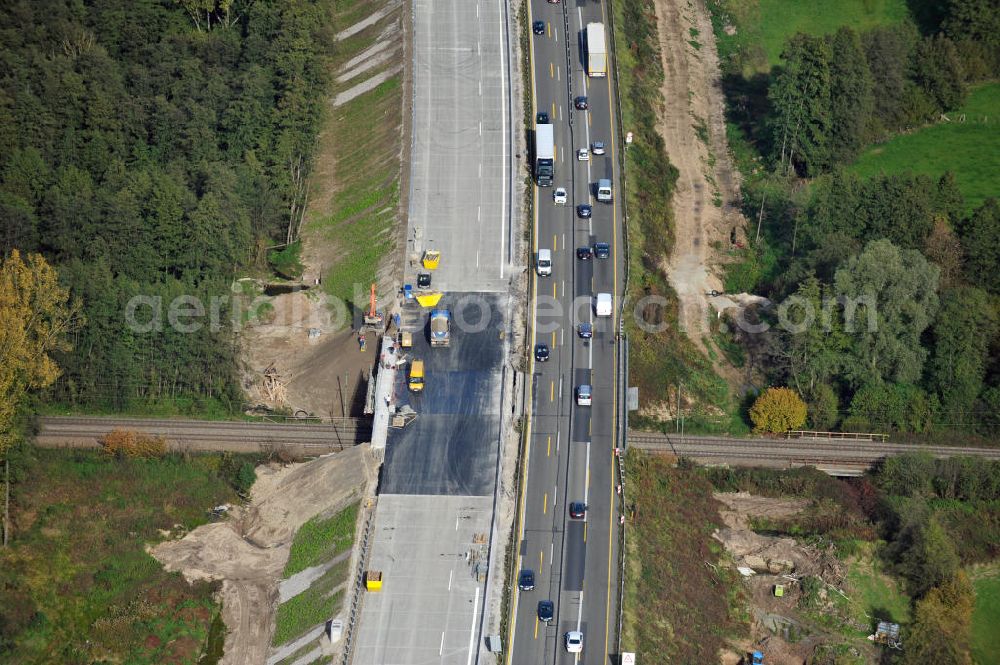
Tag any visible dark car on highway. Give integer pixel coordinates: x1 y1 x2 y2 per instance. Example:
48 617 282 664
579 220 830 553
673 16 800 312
577 203 592 219
532 20 545 35
569 502 587 519
593 242 610 259
519 569 535 591
578 322 593 339
538 600 554 623
535 344 550 362
576 246 592 260
574 96 588 110
536 111 549 124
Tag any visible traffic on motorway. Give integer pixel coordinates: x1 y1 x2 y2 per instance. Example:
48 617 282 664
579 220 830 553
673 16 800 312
509 0 624 662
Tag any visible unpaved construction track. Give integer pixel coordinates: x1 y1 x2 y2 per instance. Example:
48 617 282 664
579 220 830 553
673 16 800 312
652 0 747 369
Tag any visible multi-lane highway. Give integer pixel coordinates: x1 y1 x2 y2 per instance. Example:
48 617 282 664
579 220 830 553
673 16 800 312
509 1 624 663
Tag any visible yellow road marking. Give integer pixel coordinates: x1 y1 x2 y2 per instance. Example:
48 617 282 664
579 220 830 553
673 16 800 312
547 435 551 457
553 234 557 251
551 102 556 119
551 330 556 347
550 61 554 77
534 616 539 639
540 549 544 569
584 522 588 542
550 380 555 402
543 492 548 514
509 0 541 660
553 282 557 298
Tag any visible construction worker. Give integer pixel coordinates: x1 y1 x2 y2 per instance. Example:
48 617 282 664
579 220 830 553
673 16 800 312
358 332 366 351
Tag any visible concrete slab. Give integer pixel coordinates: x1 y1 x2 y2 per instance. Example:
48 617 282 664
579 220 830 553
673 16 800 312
352 495 493 665
406 0 512 293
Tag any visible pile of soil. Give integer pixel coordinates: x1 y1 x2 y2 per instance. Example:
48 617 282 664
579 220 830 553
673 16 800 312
150 444 378 665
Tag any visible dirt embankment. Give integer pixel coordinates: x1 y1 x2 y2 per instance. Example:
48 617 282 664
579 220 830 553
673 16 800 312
651 0 747 383
150 445 378 665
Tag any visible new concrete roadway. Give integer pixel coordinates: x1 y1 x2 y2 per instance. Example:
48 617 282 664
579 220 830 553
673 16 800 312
508 1 625 664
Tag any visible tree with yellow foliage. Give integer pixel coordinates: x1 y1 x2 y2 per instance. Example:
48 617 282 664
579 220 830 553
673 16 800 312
1 250 82 545
749 387 808 434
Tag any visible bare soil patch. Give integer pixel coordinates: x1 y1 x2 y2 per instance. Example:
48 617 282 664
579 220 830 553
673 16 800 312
651 0 747 383
151 445 378 665
713 492 879 664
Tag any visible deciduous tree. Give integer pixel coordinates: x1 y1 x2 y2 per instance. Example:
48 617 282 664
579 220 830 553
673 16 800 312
906 571 974 663
749 387 808 433
833 239 940 386
929 286 998 423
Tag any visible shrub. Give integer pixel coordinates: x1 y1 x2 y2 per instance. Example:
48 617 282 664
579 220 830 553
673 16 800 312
99 429 167 459
750 387 807 433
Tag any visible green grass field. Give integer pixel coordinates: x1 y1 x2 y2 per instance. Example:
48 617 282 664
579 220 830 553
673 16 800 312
710 0 908 74
851 83 1000 214
972 566 1000 665
273 560 350 646
845 543 911 626
0 448 244 663
283 501 360 577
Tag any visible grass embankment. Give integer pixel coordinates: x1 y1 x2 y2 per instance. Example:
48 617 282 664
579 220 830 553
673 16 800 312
306 0 402 311
611 0 730 425
622 452 745 660
283 502 360 577
0 447 250 663
273 501 360 646
972 565 1000 664
709 0 907 73
851 83 1000 214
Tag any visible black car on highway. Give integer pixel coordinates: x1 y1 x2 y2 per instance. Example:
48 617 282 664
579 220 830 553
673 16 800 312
532 20 545 35
578 322 593 339
577 203 592 219
569 502 587 519
576 246 592 260
534 344 550 362
538 600 554 623
574 96 588 110
518 569 535 591
536 111 549 124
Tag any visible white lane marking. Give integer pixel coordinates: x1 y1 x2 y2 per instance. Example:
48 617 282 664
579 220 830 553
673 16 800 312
498 0 508 280
557 65 561 81
449 570 454 590
479 163 482 178
478 205 481 221
560 328 564 345
477 250 480 268
558 376 563 401
479 121 482 136
550 541 554 567
456 516 460 530
561 280 565 298
467 587 480 665
479 80 482 96
584 440 591 506
577 589 584 631
553 485 558 507
557 429 561 453
440 631 446 656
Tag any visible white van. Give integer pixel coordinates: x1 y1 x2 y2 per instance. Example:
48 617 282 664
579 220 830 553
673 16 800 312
595 292 612 317
537 249 552 276
597 178 612 203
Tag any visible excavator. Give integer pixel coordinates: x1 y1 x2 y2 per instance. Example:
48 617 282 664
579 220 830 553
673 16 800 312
363 283 383 327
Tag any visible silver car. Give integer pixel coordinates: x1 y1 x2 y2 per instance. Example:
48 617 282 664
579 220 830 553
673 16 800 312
553 187 567 204
592 141 605 155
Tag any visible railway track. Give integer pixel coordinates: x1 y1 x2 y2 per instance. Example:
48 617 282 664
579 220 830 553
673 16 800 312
36 416 374 451
626 431 1000 472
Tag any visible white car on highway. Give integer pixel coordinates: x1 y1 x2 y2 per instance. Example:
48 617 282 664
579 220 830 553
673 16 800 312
576 385 592 406
577 148 589 161
565 631 583 653
553 187 567 204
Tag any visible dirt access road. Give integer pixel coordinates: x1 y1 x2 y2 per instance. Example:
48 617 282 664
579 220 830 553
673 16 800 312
652 0 747 380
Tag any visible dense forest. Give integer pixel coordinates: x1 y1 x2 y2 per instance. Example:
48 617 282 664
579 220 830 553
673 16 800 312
0 0 333 411
724 0 1000 438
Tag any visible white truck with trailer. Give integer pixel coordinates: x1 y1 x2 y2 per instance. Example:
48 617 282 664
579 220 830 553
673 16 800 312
586 23 607 77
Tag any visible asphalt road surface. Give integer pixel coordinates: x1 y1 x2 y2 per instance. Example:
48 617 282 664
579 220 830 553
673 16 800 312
381 292 507 496
509 2 625 664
